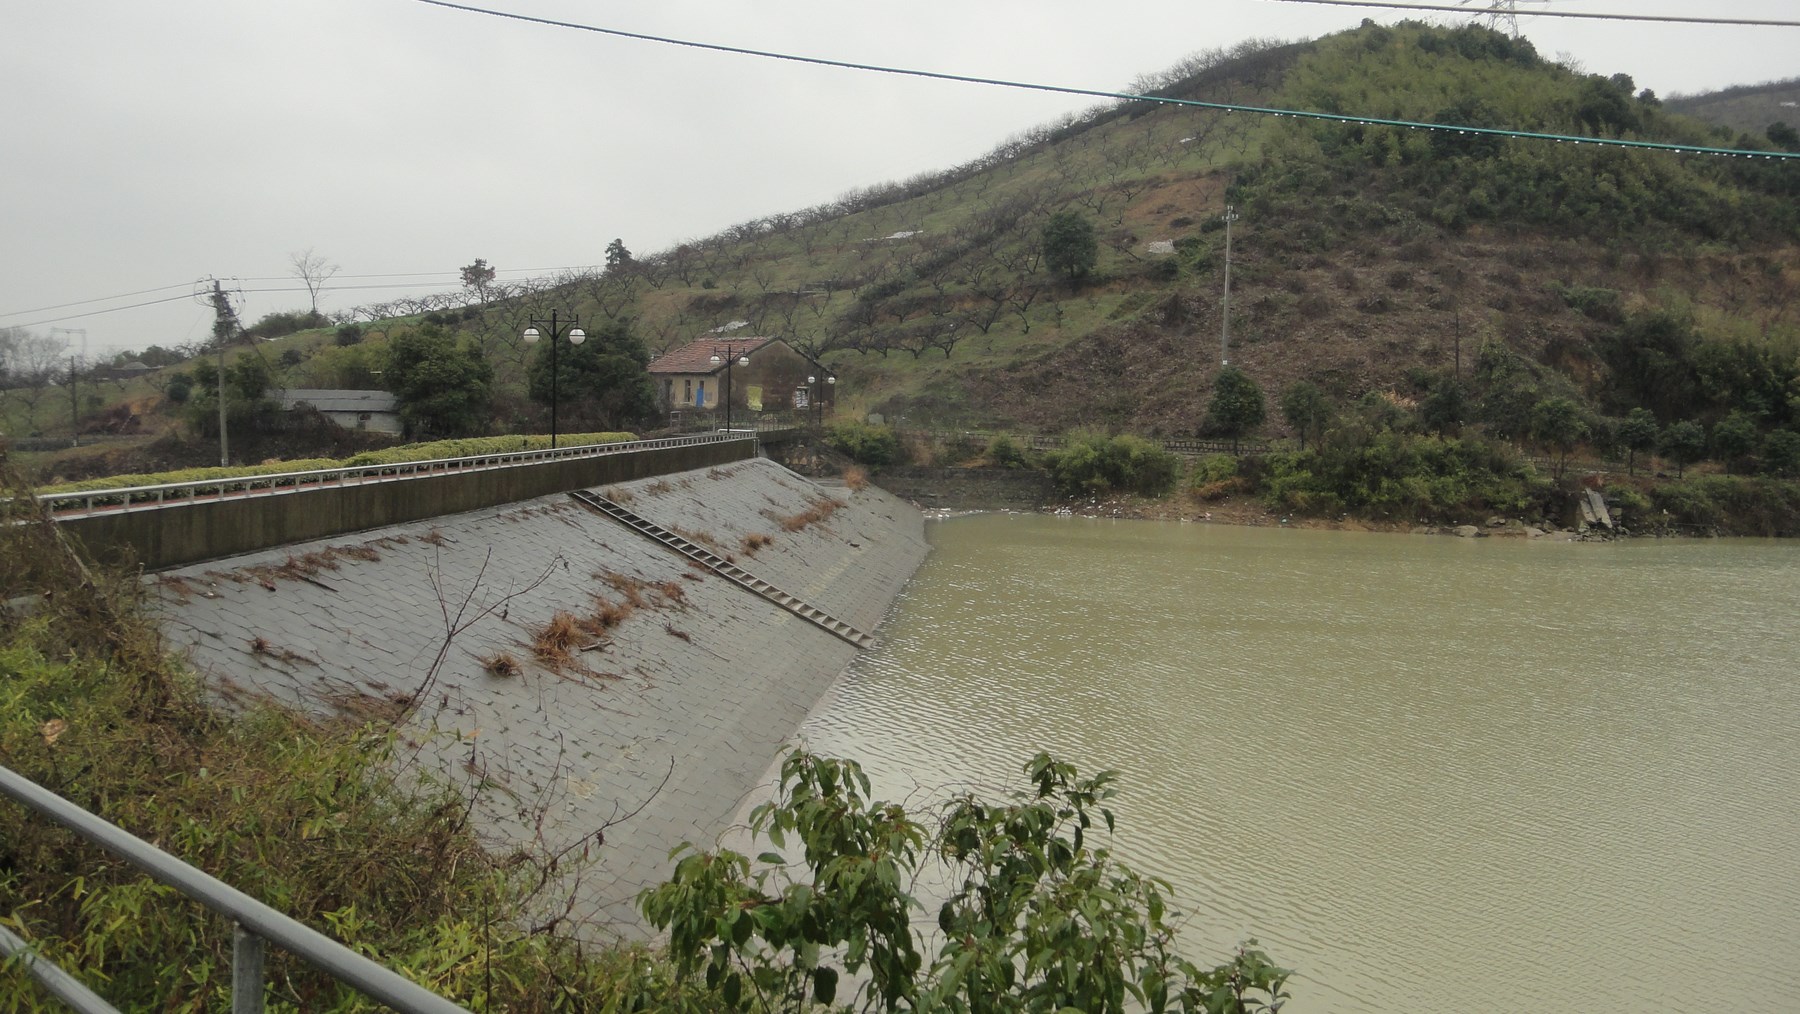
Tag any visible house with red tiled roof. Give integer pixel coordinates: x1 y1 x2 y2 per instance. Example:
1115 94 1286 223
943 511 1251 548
646 337 833 425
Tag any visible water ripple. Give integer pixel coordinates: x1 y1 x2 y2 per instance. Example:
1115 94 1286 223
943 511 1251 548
798 518 1800 1012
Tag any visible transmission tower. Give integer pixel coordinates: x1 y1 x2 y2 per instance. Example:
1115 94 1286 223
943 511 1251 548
1457 0 1551 38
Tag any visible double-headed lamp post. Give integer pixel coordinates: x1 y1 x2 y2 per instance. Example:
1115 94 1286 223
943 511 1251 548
806 372 836 428
522 311 586 449
709 344 750 432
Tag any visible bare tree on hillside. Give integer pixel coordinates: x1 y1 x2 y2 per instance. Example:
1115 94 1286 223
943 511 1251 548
2 329 67 432
664 244 701 287
1008 283 1044 334
289 248 339 314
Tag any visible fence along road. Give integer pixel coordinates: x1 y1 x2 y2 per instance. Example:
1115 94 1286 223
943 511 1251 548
33 433 751 517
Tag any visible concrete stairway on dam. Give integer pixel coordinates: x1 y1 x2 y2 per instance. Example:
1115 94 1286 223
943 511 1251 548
567 488 879 650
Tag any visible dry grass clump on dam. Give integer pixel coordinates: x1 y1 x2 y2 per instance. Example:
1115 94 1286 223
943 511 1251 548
774 494 842 533
528 569 693 672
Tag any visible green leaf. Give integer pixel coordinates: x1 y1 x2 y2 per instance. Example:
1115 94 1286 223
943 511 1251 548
722 970 741 1007
813 966 839 1004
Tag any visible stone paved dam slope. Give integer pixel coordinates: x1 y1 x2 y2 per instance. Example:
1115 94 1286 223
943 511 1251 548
150 458 927 934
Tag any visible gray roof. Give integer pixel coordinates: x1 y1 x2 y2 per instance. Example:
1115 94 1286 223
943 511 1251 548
276 389 400 413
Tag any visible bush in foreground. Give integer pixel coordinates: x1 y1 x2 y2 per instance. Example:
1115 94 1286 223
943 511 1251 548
641 750 1291 1013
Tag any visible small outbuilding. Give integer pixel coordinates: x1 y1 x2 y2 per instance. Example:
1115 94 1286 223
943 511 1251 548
275 388 403 435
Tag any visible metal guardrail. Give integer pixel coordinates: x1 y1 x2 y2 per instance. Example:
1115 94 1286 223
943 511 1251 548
34 432 754 517
896 429 1270 457
0 764 472 1013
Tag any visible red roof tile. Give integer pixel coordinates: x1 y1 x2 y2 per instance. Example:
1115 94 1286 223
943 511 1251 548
647 336 778 374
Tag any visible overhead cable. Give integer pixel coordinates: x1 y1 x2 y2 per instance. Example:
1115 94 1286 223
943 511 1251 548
1 282 198 320
410 0 1799 160
9 293 201 330
1265 0 1800 29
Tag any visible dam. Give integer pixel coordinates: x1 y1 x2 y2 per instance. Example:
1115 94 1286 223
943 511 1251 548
147 456 927 933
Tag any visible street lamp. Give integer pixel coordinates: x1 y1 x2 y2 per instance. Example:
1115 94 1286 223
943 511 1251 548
806 372 836 429
522 311 586 449
709 344 751 432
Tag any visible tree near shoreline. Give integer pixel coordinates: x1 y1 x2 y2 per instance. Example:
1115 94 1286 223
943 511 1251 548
1618 407 1659 477
1661 419 1706 479
1206 365 1266 454
1280 380 1332 451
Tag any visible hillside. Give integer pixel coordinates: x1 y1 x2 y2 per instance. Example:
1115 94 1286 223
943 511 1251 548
8 21 1800 488
1666 78 1800 139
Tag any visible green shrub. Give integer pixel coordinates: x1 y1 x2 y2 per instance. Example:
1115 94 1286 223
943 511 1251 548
826 421 902 467
340 432 633 467
1602 482 1653 523
1044 432 1179 497
1654 475 1800 536
1254 433 1545 521
1650 481 1723 531
986 434 1030 469
1190 453 1239 485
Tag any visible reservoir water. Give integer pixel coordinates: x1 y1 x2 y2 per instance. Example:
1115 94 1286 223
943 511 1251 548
795 514 1800 1012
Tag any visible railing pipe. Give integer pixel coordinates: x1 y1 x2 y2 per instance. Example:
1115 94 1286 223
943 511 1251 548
0 922 120 1014
31 432 755 517
0 764 471 1014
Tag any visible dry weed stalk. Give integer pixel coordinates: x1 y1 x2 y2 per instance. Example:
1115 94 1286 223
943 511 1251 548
480 651 521 677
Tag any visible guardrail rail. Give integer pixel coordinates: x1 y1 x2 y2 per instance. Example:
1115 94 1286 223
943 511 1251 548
0 764 471 1013
34 432 755 517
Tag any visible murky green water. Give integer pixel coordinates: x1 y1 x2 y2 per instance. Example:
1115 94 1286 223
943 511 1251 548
797 515 1800 1012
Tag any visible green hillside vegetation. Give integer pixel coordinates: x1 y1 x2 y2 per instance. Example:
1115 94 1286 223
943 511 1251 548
6 22 1799 533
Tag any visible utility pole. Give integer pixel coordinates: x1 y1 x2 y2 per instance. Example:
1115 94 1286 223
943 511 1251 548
51 327 87 448
1220 205 1240 366
198 278 242 467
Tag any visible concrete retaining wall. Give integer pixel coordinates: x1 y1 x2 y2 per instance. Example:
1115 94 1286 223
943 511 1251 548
874 465 1057 511
151 458 927 937
62 440 751 571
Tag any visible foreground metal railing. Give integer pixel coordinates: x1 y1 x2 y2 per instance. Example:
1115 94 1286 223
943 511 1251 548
0 764 471 1013
34 432 752 517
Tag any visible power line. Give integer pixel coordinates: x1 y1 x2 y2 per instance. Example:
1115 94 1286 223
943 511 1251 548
1 281 197 319
232 265 596 282
8 270 608 330
1265 0 1800 29
410 0 1800 160
9 293 201 330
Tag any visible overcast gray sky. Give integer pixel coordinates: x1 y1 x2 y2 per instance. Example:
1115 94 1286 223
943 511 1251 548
4 0 1795 358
